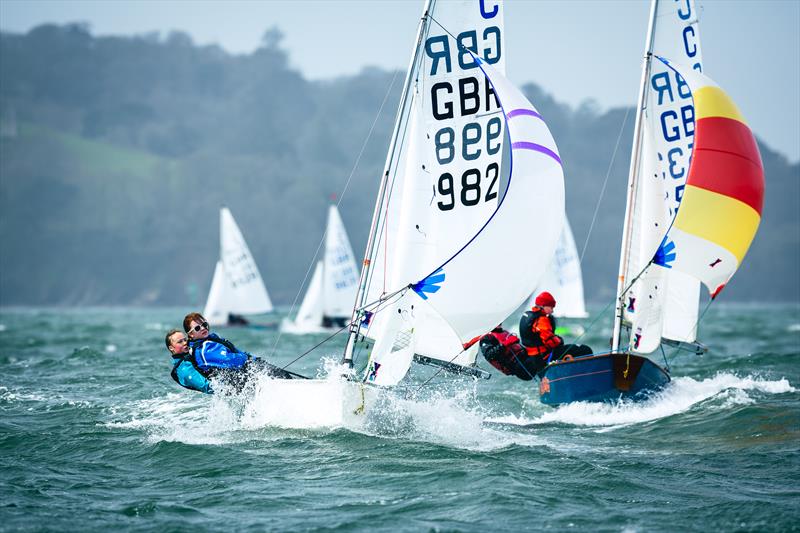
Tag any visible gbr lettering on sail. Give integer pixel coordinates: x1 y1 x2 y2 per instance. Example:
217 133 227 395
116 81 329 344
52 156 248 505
423 0 505 214
650 0 703 217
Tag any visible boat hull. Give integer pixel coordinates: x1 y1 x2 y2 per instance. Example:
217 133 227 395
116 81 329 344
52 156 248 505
538 353 670 406
250 378 376 428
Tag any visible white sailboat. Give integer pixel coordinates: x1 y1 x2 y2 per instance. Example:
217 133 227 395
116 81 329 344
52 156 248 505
282 204 359 334
538 0 764 405
256 0 564 423
203 207 274 327
528 217 588 318
337 0 564 389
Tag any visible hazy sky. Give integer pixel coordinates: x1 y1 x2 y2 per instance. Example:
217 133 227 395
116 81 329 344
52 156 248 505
2 0 798 161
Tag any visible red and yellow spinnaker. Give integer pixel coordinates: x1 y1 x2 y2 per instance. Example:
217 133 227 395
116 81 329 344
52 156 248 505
653 58 764 298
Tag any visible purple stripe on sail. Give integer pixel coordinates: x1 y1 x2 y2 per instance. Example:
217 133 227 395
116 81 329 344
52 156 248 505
507 108 543 120
511 142 562 165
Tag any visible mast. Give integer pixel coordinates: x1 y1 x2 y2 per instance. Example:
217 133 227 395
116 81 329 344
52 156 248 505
342 0 434 366
611 0 658 353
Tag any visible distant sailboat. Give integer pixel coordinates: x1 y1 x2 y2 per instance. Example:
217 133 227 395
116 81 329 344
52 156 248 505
282 204 359 334
538 0 764 405
203 207 274 327
529 217 588 319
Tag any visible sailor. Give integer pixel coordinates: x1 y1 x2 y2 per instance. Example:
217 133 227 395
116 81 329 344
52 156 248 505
166 329 212 394
183 312 296 387
465 325 542 381
519 291 593 373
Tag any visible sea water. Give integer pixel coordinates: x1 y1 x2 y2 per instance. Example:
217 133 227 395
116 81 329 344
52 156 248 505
0 304 798 531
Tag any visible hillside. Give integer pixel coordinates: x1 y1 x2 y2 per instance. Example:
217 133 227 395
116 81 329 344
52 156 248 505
1 24 797 305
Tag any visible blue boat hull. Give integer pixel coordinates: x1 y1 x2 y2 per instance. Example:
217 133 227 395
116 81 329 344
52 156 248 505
538 352 670 406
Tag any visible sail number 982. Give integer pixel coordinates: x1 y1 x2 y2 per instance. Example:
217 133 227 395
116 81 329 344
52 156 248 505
437 162 499 211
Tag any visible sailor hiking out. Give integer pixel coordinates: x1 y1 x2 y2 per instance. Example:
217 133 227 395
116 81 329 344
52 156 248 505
166 329 213 394
180 312 295 391
519 292 593 374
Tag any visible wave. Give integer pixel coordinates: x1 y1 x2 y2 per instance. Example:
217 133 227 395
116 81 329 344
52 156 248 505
106 360 548 452
486 372 795 430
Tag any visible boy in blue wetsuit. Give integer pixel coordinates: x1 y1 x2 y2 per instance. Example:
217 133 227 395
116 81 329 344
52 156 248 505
183 312 295 388
166 329 213 394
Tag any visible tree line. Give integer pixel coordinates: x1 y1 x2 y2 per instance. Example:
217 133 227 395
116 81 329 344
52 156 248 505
0 24 797 305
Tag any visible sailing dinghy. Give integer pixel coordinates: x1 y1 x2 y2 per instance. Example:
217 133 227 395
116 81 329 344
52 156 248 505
265 0 564 422
281 204 359 334
538 0 765 406
203 207 275 328
339 0 564 390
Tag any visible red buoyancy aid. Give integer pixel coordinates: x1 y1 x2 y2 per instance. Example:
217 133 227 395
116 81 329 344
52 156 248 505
479 329 527 375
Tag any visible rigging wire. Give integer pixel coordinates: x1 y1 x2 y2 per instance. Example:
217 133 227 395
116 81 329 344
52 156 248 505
267 68 400 361
279 286 409 371
578 106 632 263
570 253 653 347
279 324 349 373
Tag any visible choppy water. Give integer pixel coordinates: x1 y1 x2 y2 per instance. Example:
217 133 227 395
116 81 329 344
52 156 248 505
1 304 798 532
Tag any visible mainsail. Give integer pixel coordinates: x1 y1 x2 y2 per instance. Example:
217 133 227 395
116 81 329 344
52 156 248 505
322 205 359 320
203 207 273 326
345 0 564 386
529 218 588 318
616 0 704 354
284 205 359 333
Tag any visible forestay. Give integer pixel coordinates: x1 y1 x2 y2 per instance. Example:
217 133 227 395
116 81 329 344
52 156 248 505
203 207 273 326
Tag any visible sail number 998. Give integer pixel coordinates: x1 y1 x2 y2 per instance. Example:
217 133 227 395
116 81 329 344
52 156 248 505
437 162 499 211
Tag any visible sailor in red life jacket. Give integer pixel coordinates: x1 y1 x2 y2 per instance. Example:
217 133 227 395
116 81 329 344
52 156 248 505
519 291 593 373
463 325 542 381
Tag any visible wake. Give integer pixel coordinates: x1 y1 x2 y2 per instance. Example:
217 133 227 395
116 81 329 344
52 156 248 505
486 372 795 429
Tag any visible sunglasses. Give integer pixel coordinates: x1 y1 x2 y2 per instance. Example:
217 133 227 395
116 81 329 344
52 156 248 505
189 321 209 333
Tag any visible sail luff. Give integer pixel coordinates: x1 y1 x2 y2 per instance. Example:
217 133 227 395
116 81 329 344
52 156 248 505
342 1 434 365
611 0 659 353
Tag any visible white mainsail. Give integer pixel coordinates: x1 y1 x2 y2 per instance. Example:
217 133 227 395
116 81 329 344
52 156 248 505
617 0 703 354
285 260 324 331
348 0 564 386
203 207 273 326
361 0 508 373
283 205 359 333
529 218 588 318
322 205 359 319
